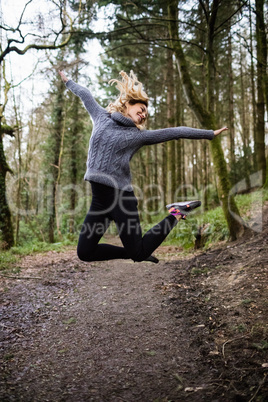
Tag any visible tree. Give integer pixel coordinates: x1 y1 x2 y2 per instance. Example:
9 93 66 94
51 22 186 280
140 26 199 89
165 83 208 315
0 65 15 248
167 0 245 240
255 0 267 185
0 0 74 248
46 64 66 243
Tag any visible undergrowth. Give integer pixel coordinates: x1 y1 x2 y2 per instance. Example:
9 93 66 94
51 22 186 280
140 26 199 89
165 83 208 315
0 239 76 272
1 189 267 272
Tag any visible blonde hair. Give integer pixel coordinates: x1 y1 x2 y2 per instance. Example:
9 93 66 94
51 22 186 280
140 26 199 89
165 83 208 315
107 70 149 129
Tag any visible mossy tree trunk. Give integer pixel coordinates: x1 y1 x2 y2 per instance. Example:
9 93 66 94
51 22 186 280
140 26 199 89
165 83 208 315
69 63 80 234
48 79 65 243
0 124 14 248
249 1 258 170
167 49 176 204
175 68 183 199
0 71 14 249
168 0 244 240
161 144 167 206
227 22 236 174
255 0 267 186
239 43 251 191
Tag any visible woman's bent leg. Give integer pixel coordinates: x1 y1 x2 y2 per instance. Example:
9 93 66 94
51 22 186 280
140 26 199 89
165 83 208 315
77 182 130 262
112 191 178 262
77 182 179 262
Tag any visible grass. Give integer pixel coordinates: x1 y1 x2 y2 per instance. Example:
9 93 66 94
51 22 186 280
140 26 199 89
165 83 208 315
0 238 76 272
0 252 18 271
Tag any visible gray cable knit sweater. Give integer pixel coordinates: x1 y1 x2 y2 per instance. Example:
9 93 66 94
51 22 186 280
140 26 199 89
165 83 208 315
66 80 215 191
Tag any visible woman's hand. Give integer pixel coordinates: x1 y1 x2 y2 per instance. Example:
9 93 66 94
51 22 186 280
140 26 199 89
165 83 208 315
59 70 69 83
214 127 228 136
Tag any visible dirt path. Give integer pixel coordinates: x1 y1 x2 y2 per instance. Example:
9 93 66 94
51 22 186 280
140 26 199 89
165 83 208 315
1 252 200 401
0 211 268 401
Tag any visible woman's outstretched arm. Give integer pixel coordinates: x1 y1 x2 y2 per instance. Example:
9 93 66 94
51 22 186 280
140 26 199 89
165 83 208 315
140 125 228 146
58 70 106 121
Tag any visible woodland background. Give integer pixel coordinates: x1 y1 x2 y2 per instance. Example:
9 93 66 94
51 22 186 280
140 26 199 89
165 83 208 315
0 0 267 250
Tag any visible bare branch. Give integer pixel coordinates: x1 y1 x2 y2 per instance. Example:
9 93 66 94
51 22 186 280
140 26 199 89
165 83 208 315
0 9 73 65
16 0 34 31
99 37 206 55
0 24 16 32
11 60 40 89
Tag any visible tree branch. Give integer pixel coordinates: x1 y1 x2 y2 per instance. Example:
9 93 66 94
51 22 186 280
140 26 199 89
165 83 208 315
0 2 73 65
16 0 34 31
0 124 15 137
198 0 209 24
116 15 206 33
214 0 248 35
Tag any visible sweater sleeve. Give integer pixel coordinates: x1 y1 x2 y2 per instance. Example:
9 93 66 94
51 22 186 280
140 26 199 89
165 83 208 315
141 126 214 145
66 80 106 121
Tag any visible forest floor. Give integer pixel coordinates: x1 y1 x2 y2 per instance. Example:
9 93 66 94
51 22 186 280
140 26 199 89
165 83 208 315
0 205 268 401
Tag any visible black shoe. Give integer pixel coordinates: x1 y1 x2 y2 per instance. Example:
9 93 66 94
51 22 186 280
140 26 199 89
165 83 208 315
144 255 159 263
166 200 201 219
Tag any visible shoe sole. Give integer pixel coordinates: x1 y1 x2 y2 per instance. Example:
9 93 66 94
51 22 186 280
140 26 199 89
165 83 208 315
166 200 201 214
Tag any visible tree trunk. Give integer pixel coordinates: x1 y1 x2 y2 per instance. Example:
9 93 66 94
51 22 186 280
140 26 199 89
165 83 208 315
0 66 14 249
0 130 14 249
69 64 80 234
202 141 209 209
239 43 251 190
168 0 244 240
12 94 23 245
175 67 182 199
153 145 159 211
249 0 258 170
167 49 176 204
255 0 266 185
192 126 198 195
138 149 145 217
161 142 167 206
227 24 236 173
48 78 65 243
145 146 152 223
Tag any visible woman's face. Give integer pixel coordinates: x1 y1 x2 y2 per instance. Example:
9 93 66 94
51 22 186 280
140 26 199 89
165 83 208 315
125 102 148 125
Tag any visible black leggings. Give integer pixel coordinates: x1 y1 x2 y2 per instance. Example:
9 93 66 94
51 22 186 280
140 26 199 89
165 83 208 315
77 181 178 262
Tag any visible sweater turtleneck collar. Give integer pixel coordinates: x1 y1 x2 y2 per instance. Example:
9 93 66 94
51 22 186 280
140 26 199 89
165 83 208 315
111 112 137 128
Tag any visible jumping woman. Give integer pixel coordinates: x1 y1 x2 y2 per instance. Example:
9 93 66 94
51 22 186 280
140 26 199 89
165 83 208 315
59 70 227 263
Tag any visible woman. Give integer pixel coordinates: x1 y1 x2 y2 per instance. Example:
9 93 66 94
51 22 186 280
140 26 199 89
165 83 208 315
59 70 227 263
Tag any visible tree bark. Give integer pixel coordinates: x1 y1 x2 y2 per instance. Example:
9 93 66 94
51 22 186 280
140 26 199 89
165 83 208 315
167 49 176 204
249 0 258 170
12 93 23 245
239 43 251 191
227 23 236 173
0 127 14 249
48 78 65 243
0 69 14 249
255 0 266 185
69 63 80 234
175 71 183 199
